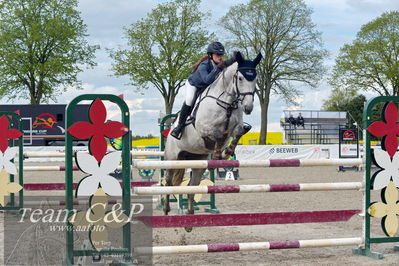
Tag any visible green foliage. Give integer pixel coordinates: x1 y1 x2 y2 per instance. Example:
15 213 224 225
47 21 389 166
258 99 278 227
330 11 399 96
132 134 156 140
322 88 366 128
109 0 213 114
0 0 98 104
221 0 328 144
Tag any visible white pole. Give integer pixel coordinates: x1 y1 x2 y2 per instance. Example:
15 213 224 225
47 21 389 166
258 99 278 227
23 166 63 171
22 150 164 158
298 182 363 191
23 198 158 206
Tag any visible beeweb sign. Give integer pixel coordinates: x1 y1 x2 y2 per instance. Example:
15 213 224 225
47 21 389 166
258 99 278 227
270 147 299 154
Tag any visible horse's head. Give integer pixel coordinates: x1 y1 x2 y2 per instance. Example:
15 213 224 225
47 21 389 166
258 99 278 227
232 51 262 114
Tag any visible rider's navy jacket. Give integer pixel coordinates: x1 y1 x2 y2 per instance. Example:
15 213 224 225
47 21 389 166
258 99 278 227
188 58 222 91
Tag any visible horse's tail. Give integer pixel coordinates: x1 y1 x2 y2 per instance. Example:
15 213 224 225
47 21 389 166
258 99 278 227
165 169 185 186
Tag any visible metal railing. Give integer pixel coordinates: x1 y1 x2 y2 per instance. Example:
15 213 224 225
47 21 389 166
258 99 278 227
282 122 345 144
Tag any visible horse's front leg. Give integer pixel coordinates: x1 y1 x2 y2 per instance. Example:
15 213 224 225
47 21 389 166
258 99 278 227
185 168 205 232
222 123 251 158
213 134 228 160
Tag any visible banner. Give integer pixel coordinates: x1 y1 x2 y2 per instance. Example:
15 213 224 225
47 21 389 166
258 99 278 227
20 146 88 162
235 145 330 160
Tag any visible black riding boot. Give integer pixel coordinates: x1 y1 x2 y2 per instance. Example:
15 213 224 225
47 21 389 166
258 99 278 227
170 103 192 139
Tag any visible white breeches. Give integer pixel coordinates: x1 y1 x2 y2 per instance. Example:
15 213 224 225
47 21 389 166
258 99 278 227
184 81 197 106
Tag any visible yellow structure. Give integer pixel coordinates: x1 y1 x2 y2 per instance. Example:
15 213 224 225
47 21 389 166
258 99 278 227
132 138 160 147
131 132 283 147
237 132 283 145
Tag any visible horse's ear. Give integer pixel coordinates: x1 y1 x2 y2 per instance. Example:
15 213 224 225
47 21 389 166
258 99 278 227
253 52 263 65
235 51 244 64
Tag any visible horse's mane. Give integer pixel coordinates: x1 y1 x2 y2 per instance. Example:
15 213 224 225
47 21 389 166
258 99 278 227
210 62 238 91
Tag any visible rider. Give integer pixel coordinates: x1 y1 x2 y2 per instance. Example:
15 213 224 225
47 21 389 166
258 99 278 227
170 41 236 139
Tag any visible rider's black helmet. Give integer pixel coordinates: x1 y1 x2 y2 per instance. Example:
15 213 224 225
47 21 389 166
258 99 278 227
207 41 225 55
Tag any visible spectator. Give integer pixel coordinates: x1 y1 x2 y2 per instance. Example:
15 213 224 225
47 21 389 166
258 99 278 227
287 114 297 127
297 112 305 128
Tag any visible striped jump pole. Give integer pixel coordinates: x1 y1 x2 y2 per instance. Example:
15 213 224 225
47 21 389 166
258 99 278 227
135 237 363 255
135 210 361 228
22 165 121 171
22 165 79 171
24 181 158 191
132 158 363 169
133 182 363 195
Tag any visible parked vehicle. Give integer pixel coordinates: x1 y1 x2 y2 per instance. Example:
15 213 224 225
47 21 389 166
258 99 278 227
0 104 90 146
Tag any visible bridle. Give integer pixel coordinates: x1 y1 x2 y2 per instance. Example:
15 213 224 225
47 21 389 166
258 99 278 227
199 67 256 130
232 67 257 101
212 67 256 111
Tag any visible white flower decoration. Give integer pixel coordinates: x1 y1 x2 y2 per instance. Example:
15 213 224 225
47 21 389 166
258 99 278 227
372 148 399 190
75 151 122 196
0 147 18 175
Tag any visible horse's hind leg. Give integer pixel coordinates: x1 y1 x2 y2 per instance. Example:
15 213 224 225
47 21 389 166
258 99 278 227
184 168 205 232
163 172 172 215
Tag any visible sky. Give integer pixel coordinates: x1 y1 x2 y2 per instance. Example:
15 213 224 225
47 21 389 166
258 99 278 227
6 0 399 136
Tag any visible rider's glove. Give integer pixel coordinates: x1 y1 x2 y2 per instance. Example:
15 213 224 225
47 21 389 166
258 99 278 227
218 51 238 69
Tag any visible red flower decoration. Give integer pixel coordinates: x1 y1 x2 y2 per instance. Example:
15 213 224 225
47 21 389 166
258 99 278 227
0 115 23 153
161 129 170 138
368 101 399 158
67 98 129 162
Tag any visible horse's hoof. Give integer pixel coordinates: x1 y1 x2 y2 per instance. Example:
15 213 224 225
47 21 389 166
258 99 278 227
214 155 222 160
185 210 194 231
225 148 234 156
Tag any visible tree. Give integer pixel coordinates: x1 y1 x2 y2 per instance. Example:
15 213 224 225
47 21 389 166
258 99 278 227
322 88 386 142
0 0 98 104
221 0 327 144
330 11 399 96
322 88 366 128
110 0 213 114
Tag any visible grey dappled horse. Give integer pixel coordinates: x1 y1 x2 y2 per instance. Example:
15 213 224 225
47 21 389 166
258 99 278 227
164 52 262 229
